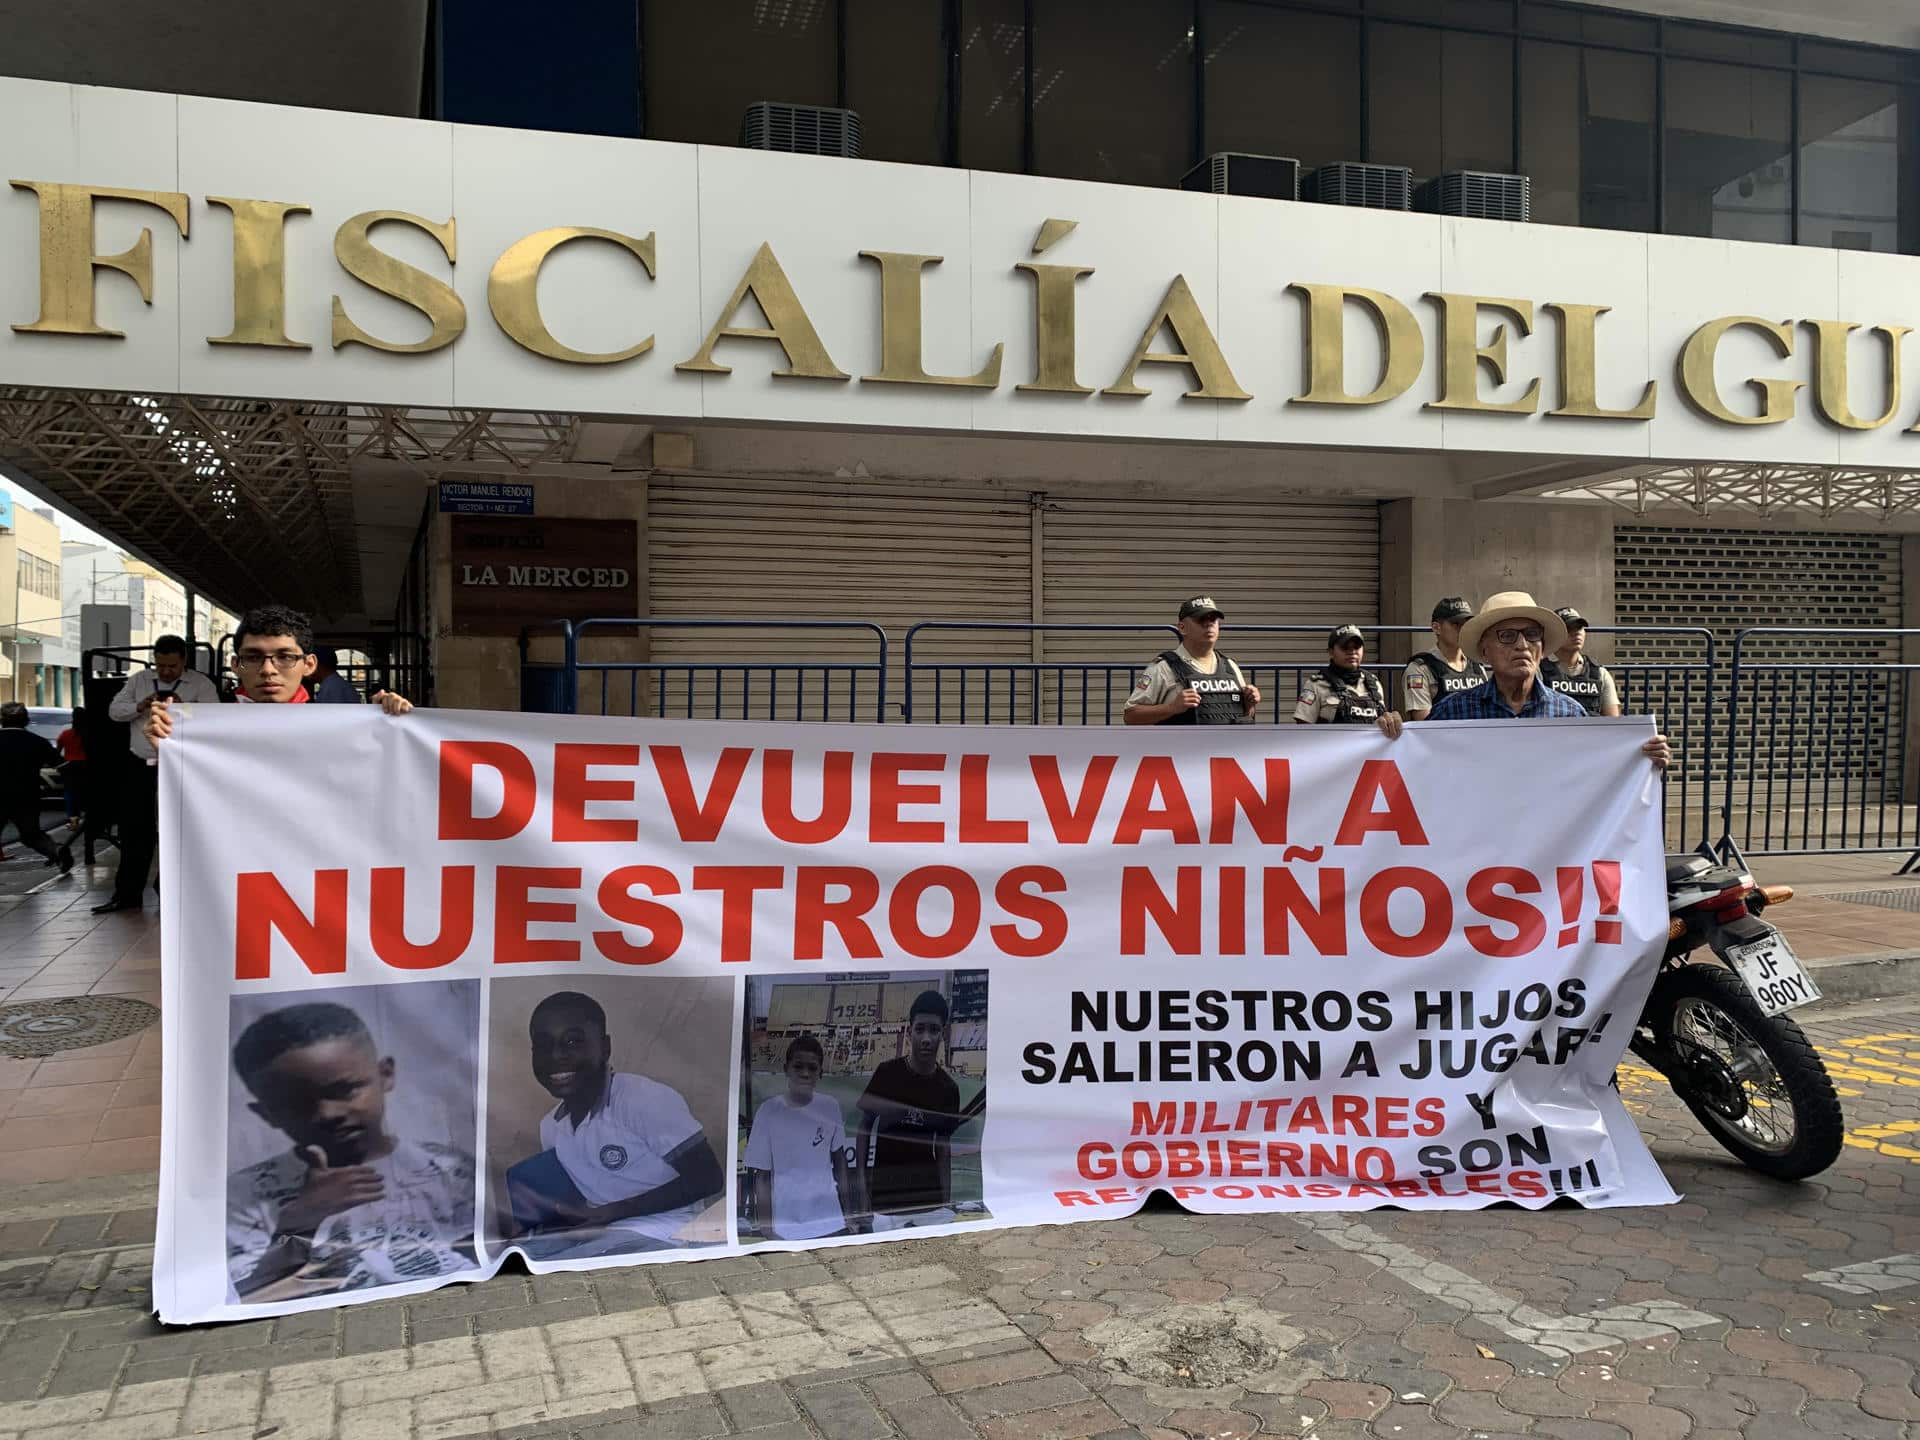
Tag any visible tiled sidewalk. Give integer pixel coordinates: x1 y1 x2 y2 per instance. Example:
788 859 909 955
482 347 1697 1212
0 866 163 1186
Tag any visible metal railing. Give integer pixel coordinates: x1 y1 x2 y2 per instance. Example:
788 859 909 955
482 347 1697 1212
512 615 1920 862
1720 626 1916 857
900 622 1436 724
210 632 435 705
520 619 889 722
1593 626 1716 855
83 642 221 682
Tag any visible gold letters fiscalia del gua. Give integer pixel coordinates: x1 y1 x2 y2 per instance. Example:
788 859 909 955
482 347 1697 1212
9 180 1915 431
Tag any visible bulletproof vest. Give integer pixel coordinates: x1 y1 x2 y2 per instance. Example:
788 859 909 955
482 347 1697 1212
1411 651 1489 702
1156 649 1251 725
1541 658 1606 715
1323 667 1388 725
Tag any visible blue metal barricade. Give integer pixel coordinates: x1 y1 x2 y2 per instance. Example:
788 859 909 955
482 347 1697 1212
1720 626 1916 858
902 623 1178 724
520 619 889 723
904 621 1430 724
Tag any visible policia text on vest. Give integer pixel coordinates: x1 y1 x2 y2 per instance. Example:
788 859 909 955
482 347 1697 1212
1539 658 1614 716
1152 648 1252 725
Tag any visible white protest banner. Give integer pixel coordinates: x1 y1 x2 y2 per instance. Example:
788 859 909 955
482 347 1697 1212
153 709 1676 1323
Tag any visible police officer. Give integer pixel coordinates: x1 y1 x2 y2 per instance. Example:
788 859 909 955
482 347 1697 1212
1540 606 1621 716
1294 626 1400 733
1403 596 1492 721
1123 596 1260 725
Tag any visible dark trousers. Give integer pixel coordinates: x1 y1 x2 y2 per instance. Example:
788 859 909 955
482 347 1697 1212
1 799 62 863
110 761 159 903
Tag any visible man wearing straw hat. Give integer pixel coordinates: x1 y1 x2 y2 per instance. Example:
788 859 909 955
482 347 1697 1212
1427 591 1670 769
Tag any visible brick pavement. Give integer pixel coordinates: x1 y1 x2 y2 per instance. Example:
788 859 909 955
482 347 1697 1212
0 869 1917 1438
0 1002 1908 1438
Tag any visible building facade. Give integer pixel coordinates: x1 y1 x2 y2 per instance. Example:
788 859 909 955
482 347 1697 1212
0 500 76 705
0 0 1917 744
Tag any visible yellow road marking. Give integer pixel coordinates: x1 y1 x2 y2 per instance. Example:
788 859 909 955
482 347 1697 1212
1844 1120 1920 1163
1814 1049 1920 1088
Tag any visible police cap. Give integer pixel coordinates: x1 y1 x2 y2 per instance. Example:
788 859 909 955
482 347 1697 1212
1179 596 1225 621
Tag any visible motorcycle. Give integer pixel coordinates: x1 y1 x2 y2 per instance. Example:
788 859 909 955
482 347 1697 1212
1627 851 1843 1181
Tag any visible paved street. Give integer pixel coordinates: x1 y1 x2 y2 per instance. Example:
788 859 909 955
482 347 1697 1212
0 854 1915 1439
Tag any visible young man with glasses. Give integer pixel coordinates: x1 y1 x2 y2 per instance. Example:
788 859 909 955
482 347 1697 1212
1423 592 1669 769
95 633 223 914
142 605 411 751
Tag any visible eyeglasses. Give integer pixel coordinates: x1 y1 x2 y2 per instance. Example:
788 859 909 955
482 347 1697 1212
234 650 309 671
1489 626 1545 648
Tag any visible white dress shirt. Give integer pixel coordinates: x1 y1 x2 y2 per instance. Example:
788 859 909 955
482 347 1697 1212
109 667 223 761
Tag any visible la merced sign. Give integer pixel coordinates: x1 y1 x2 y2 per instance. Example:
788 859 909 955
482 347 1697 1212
5 75 1920 468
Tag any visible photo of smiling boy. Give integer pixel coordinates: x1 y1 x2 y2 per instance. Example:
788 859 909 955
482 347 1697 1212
743 1035 851 1241
507 990 725 1257
854 989 964 1232
227 997 477 1301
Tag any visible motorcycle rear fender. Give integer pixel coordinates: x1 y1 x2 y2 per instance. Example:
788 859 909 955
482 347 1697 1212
1703 911 1773 961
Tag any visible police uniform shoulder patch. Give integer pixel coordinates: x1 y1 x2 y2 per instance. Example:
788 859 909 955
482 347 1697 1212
1298 685 1319 705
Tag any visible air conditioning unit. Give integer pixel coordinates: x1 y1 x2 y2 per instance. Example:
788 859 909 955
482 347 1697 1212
741 102 862 158
1180 152 1301 201
1415 170 1531 222
1302 162 1414 211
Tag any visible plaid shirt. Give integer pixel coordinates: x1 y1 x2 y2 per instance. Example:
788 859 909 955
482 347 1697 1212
1427 678 1589 721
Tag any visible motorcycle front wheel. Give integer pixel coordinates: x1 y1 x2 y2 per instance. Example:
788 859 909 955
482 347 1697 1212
1648 962 1844 1181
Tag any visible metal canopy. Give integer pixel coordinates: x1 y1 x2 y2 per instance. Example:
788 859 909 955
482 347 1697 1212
0 387 578 621
1539 462 1920 523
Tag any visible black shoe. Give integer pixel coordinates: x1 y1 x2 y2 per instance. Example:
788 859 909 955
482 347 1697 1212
57 847 74 875
91 898 141 915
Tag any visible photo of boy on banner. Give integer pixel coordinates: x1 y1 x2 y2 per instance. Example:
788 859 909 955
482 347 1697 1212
225 982 481 1304
739 971 989 1243
485 977 733 1261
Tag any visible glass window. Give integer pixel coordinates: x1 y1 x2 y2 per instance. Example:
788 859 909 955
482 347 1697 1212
1799 77 1913 253
1521 6 1656 48
1663 60 1791 243
847 0 947 165
1202 2 1361 171
644 0 837 147
1033 0 1193 187
1799 42 1920 84
1521 41 1655 231
1368 22 1514 176
439 4 641 137
1370 0 1510 26
1665 23 1791 67
959 0 1025 171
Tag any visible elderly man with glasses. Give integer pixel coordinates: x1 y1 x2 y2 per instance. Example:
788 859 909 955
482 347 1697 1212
1424 591 1669 769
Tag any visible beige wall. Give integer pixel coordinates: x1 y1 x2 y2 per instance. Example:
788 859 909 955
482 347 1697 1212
1380 497 1617 664
431 473 648 712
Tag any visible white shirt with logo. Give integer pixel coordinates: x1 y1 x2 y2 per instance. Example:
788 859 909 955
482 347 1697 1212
539 1071 706 1244
744 1093 848 1240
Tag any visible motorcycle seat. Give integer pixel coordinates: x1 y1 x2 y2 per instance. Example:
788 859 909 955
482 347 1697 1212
1665 855 1715 885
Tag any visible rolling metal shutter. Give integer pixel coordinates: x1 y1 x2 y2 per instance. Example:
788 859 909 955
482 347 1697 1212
1615 525 1905 847
1615 526 1901 657
646 477 1378 723
647 474 1033 721
1037 492 1381 719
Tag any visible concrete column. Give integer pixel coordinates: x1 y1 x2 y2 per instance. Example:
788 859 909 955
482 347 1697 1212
1377 496 1615 664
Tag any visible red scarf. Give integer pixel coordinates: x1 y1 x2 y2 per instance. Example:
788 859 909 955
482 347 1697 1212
236 683 311 704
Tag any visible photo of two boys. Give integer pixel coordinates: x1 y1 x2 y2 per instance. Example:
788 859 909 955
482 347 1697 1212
739 971 990 1244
